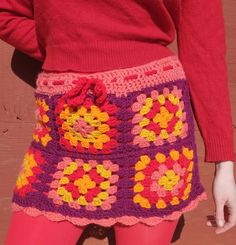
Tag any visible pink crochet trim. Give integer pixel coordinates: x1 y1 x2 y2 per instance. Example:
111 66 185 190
36 55 187 97
11 191 208 227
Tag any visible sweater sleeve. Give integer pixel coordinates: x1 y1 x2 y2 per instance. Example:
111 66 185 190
0 0 44 61
176 0 236 163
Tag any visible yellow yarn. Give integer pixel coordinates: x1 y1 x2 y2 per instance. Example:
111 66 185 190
69 136 78 147
133 194 151 208
77 106 87 116
134 183 144 192
70 161 78 169
98 124 110 133
98 191 109 200
96 164 105 173
140 105 151 115
42 114 49 123
173 128 181 136
63 162 77 175
140 198 151 209
16 153 39 189
156 199 167 209
157 94 165 105
153 107 173 127
133 193 142 203
90 105 100 116
89 119 100 127
86 134 96 142
64 132 71 140
16 175 28 188
174 121 183 131
41 100 49 111
155 152 166 163
100 181 110 190
78 196 88 206
62 192 73 203
167 93 175 103
140 155 150 165
139 117 150 127
33 129 52 147
172 97 180 105
74 178 95 195
168 94 180 105
140 129 156 140
83 163 92 172
83 113 93 123
33 133 39 142
147 133 156 141
134 172 145 181
169 149 180 161
97 164 112 178
61 122 70 130
140 128 148 137
158 170 180 191
57 186 66 195
98 134 110 143
25 167 33 177
67 115 76 125
135 160 146 171
93 140 103 149
59 177 69 185
90 130 102 138
176 108 182 117
170 196 180 205
184 183 191 197
187 161 194 171
145 97 153 108
183 147 193 160
92 197 102 206
81 139 90 148
100 169 111 178
187 173 193 182
160 129 169 139
97 112 109 122
27 154 37 168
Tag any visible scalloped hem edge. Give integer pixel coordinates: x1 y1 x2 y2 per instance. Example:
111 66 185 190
11 191 208 227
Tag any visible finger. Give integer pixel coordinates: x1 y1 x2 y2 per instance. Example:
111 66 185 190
215 221 235 234
206 220 212 226
215 219 225 228
215 202 225 227
215 210 236 234
206 215 216 227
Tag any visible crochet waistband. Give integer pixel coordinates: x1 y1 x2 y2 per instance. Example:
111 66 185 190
35 55 187 97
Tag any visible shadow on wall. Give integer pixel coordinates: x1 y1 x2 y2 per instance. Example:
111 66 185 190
75 215 185 244
11 49 42 88
11 50 185 245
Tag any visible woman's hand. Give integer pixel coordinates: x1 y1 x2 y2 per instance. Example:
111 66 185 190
206 161 236 234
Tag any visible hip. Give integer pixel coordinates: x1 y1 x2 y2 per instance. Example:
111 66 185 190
33 54 194 157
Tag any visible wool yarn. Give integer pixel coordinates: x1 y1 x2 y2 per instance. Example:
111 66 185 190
12 55 208 227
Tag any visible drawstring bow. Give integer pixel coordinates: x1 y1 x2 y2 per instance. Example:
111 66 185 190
63 77 107 107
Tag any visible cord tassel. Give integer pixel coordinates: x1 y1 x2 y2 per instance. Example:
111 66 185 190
63 77 107 107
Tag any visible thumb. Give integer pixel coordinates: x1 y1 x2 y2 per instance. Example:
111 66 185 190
215 201 225 227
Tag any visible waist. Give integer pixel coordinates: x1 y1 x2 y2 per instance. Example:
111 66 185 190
36 54 187 97
41 42 176 73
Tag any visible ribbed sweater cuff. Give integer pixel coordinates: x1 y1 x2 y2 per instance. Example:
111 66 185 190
204 136 236 163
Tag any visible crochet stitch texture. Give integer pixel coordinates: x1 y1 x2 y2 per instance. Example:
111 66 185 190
12 55 208 227
0 0 235 163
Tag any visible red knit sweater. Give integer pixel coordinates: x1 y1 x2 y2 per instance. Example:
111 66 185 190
0 0 235 163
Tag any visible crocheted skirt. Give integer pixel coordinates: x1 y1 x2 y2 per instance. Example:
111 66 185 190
11 55 208 227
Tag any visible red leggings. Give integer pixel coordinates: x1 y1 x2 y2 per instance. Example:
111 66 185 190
4 211 179 245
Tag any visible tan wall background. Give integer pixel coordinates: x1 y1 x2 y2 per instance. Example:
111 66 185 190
0 1 236 244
